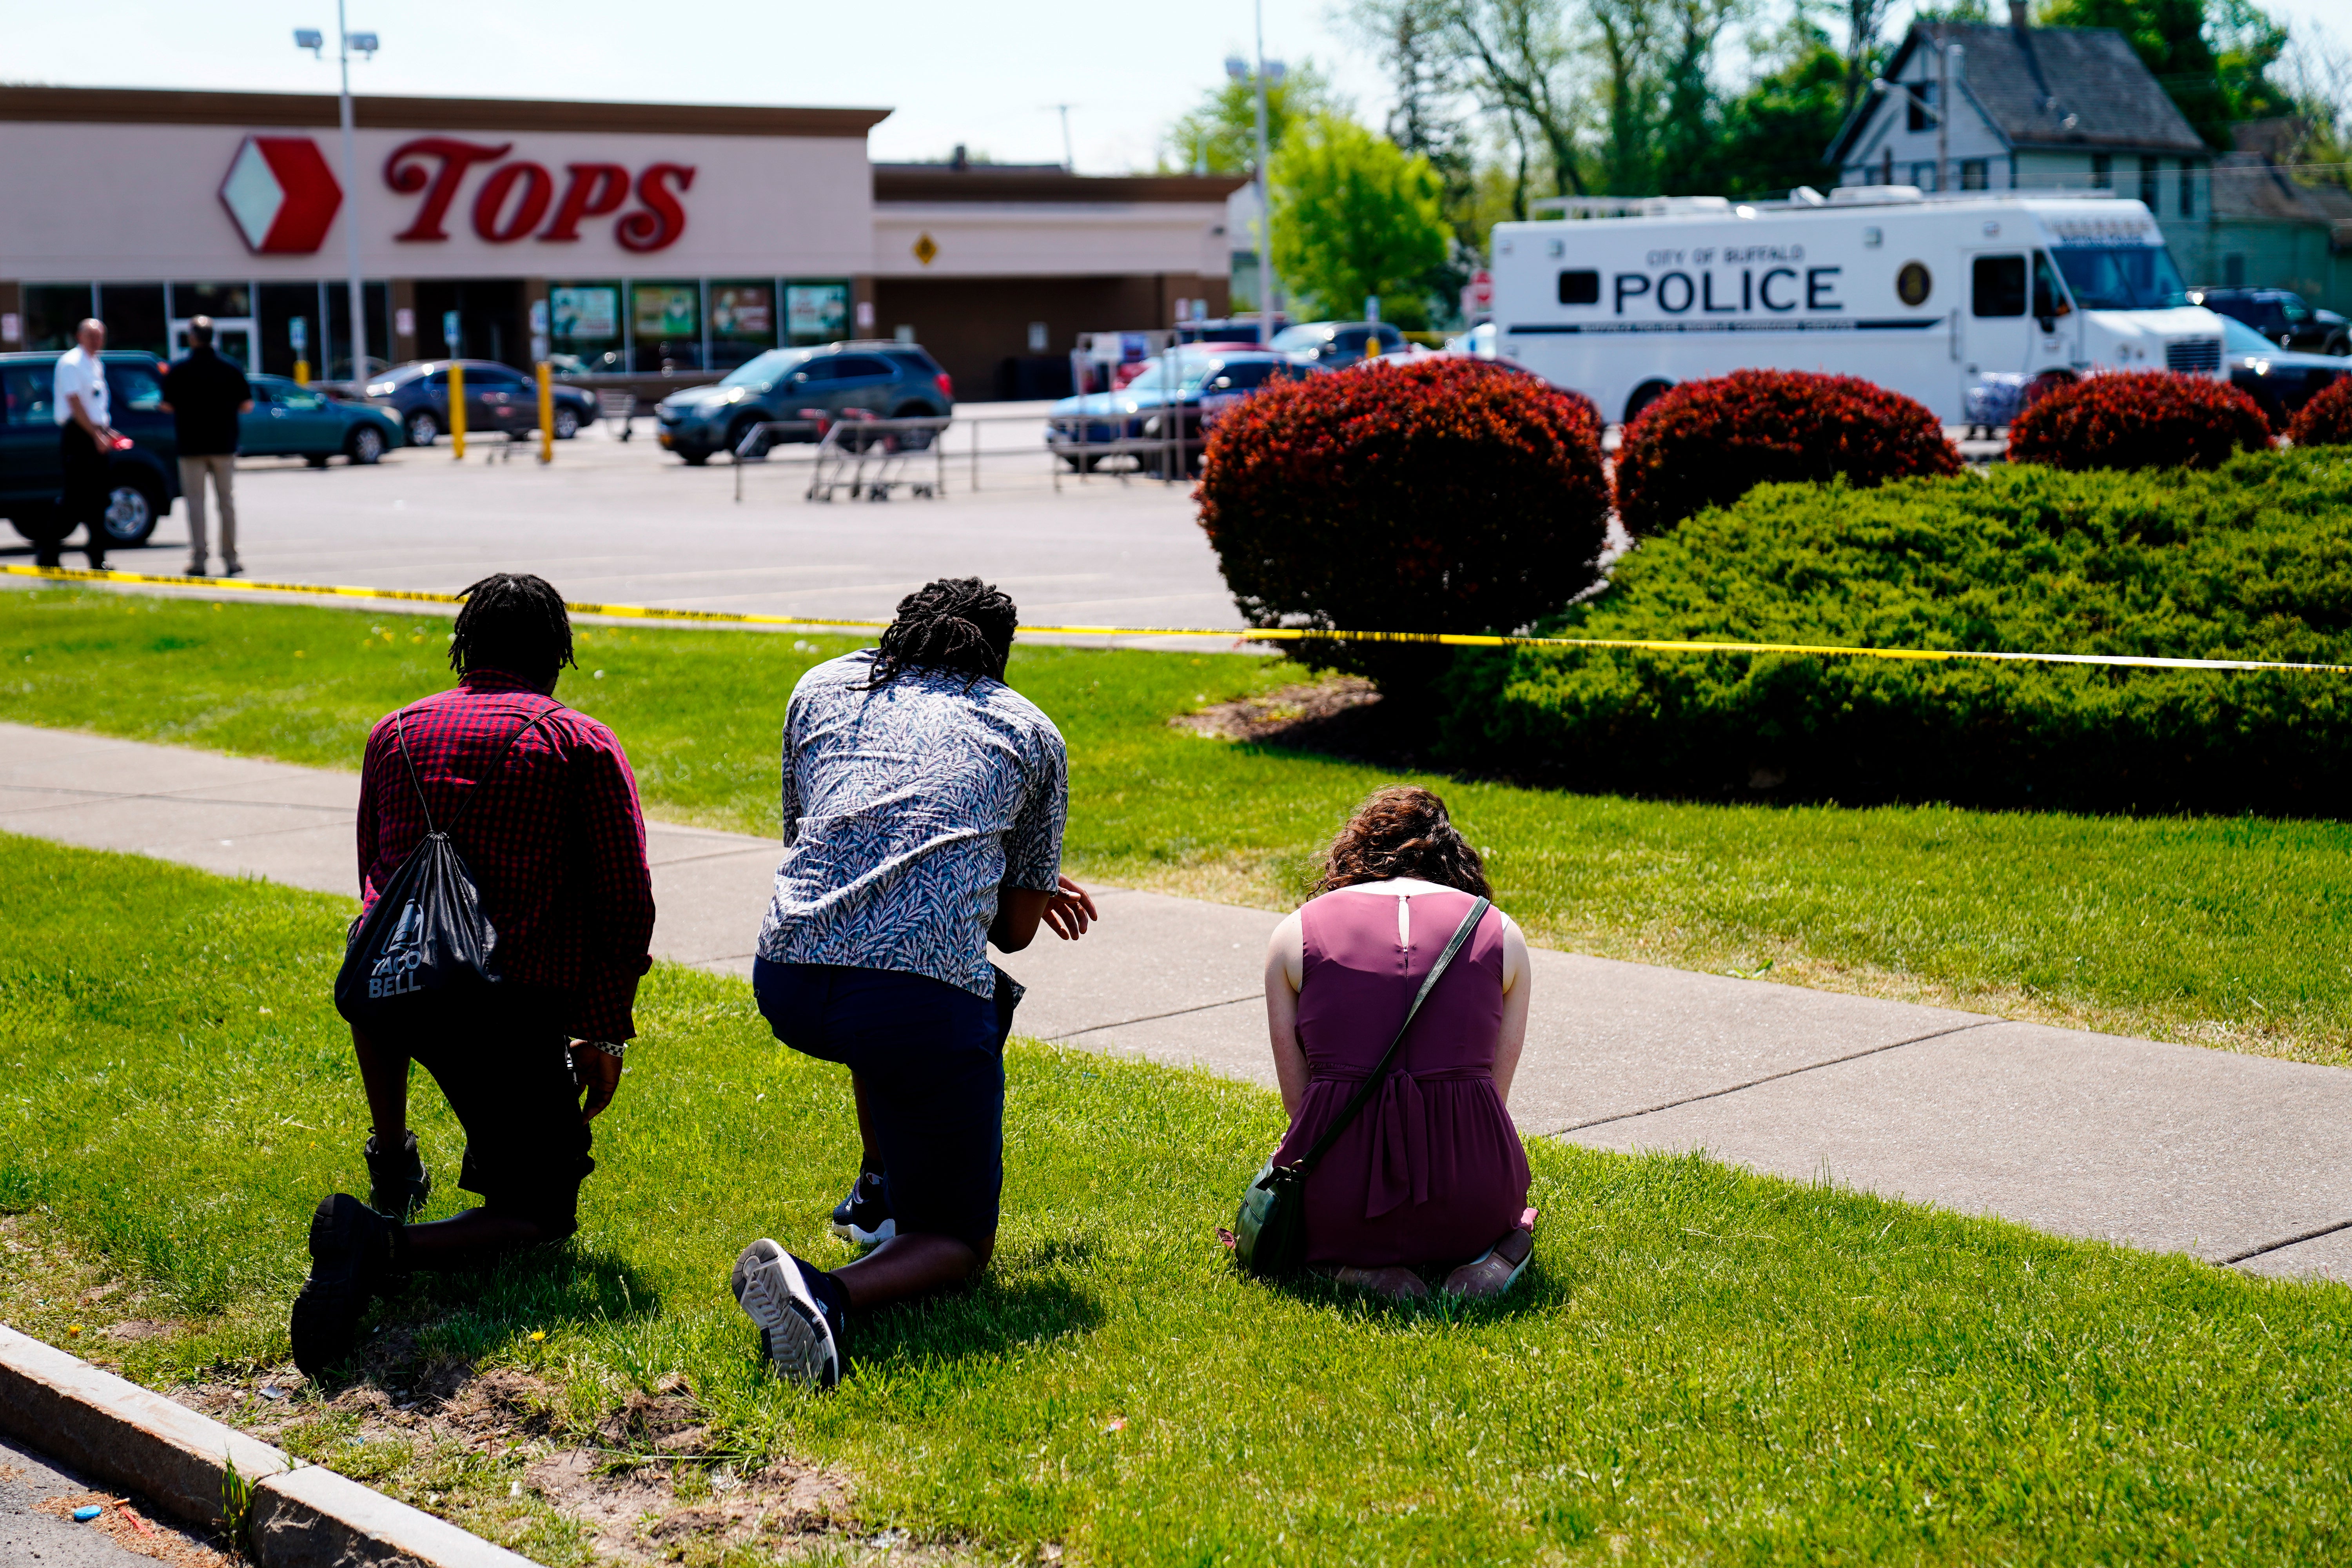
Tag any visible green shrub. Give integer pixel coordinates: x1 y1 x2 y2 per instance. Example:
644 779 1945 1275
1438 448 2352 814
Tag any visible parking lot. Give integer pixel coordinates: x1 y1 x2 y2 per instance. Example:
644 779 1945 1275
2 403 1244 642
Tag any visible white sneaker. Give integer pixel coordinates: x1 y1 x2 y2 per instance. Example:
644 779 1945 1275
730 1238 842 1388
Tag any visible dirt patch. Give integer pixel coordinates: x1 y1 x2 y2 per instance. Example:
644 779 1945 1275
523 1445 853 1562
1173 676 1432 766
32 1492 231 1568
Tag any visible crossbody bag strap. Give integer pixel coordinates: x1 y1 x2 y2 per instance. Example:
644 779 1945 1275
1294 895 1491 1176
392 699 566 840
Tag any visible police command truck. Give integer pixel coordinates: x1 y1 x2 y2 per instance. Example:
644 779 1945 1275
1491 188 2227 427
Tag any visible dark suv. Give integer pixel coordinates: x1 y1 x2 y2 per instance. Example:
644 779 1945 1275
361 359 599 448
2183 287 2351 355
1 350 180 551
1267 320 1408 370
653 342 954 464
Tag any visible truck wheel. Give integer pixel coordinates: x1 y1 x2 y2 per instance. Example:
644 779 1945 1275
8 501 66 545
98 472 162 547
1623 380 1674 427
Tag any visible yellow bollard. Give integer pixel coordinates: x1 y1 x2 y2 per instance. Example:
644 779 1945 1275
537 362 554 465
292 360 309 386
448 361 467 459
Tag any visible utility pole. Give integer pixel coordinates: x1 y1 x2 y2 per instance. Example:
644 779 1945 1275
1053 103 1074 172
1253 0 1275 343
301 9 376 385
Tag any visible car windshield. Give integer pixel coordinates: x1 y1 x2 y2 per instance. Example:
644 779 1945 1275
2049 245 2189 310
1268 325 1329 351
2220 315 2279 355
720 348 813 390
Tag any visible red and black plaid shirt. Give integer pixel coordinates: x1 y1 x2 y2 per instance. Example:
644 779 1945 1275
356 670 655 1041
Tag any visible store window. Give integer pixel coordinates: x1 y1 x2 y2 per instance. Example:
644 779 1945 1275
632 281 701 372
24 284 94 351
709 281 776 370
323 281 390 380
258 282 319 378
785 281 850 346
172 281 252 319
98 284 168 357
550 281 624 373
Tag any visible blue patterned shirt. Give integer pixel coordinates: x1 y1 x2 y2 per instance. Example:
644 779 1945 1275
757 651 1068 997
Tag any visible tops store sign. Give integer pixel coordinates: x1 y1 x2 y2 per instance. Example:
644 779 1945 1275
218 134 697 255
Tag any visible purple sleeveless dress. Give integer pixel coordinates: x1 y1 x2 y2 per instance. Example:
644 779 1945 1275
1270 886 1531 1269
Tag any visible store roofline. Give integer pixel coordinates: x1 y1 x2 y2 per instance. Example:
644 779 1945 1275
873 166 1249 205
0 85 891 138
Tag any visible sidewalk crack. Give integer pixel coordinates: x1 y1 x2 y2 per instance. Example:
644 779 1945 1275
1051 994 1260 1040
1547 1019 2006 1135
2219 1216 2352 1267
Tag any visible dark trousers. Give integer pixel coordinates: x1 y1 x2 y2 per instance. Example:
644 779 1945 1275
52 425 109 566
392 985 593 1237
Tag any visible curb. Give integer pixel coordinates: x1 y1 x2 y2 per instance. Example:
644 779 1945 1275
0 1323 535 1567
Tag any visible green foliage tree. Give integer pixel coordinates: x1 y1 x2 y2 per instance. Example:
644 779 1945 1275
1270 116 1452 326
2036 0 2290 147
1161 64 1332 173
1713 16 1850 195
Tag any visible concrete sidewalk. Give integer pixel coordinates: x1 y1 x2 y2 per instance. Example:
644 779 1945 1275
6 720 2348 1284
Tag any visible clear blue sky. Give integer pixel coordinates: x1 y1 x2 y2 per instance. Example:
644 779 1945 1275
4 0 2347 173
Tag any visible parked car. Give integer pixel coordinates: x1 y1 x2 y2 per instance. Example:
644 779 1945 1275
2185 287 2351 356
1174 316 1288 347
2218 313 2346 424
1444 322 1497 358
1113 340 1262 389
1268 320 1408 370
652 341 954 465
1046 350 1310 475
241 374 403 466
361 360 597 449
0 349 178 550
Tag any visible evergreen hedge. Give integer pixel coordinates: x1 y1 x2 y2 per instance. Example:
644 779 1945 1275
1438 450 2352 815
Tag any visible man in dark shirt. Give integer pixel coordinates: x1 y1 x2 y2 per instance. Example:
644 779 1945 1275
156 317 251 577
290 573 657 1378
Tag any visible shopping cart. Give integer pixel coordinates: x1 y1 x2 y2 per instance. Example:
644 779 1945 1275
596 389 638 441
806 410 941 501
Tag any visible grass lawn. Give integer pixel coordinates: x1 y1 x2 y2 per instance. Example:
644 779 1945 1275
4 833 2348 1564
5 585 2352 1067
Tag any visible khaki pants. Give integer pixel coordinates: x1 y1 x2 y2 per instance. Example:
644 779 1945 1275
178 454 238 570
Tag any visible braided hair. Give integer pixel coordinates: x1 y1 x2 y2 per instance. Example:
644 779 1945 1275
448 573 575 683
860 577 1018 690
1313 786 1492 899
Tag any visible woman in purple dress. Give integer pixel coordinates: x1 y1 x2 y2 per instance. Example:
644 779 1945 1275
1262 786 1534 1300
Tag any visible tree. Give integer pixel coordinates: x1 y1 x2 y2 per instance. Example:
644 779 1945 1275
2038 0 2290 147
1654 0 1752 194
1437 0 1591 198
1714 15 1850 194
1161 63 1333 173
1350 0 1483 318
1270 116 1452 327
1846 0 1898 110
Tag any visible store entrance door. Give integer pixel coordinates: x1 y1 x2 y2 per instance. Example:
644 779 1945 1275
170 317 257 372
411 279 525 369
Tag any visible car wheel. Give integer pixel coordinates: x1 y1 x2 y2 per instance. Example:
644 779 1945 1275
2327 332 2352 358
553 407 581 441
407 411 440 448
889 405 937 450
678 449 711 466
7 501 67 545
99 472 162 547
347 424 387 465
1623 379 1674 427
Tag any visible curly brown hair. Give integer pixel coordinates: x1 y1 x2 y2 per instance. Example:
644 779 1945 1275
1313 786 1492 898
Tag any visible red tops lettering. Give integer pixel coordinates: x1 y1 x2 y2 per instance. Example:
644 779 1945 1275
383 138 694 251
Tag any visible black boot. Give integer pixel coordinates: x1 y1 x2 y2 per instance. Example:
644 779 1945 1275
363 1129 431 1220
289 1194 400 1379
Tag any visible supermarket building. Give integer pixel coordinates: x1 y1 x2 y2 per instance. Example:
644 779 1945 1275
0 87 1243 399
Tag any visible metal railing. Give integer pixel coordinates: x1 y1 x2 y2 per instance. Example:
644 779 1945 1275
728 407 1200 501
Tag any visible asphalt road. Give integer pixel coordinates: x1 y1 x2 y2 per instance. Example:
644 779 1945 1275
0 1430 222 1565
1 402 1246 644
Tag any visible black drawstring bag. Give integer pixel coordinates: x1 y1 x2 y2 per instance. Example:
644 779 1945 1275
334 703 561 1032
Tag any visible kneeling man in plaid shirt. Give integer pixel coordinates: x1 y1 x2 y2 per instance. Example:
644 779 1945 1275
293 573 655 1378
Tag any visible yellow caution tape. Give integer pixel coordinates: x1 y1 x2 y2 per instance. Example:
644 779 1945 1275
7 562 2349 675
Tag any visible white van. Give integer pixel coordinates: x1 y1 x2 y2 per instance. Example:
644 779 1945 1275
1492 189 2226 426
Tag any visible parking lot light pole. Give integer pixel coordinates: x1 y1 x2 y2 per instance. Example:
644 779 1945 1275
1253 1 1274 345
298 7 376 388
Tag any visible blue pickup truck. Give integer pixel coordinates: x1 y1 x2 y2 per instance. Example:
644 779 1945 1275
0 349 179 551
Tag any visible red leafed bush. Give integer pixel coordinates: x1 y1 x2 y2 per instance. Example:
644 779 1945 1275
2287 375 2352 447
1612 369 1960 537
1196 357 1610 691
2007 370 2271 470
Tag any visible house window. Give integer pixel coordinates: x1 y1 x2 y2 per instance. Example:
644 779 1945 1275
2139 156 2161 210
1961 159 1988 191
1912 161 1940 192
1907 80 1936 134
2180 160 2199 218
1881 149 1895 185
2091 153 2112 190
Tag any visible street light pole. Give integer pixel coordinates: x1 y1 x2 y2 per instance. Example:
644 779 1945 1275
336 0 368 387
1253 0 1274 344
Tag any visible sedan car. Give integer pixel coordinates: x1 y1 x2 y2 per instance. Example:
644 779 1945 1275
1047 351 1310 475
653 342 954 465
2220 313 2345 424
362 360 597 449
1268 320 1408 370
240 375 403 466
2186 287 2351 356
0 349 178 550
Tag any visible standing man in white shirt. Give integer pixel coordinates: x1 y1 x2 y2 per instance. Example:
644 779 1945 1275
49 318 118 570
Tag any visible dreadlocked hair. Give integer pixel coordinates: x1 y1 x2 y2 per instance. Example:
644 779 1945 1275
860 577 1018 690
448 573 576 682
1314 786 1492 899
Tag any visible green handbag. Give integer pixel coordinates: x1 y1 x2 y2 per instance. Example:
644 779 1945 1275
1231 896 1492 1278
